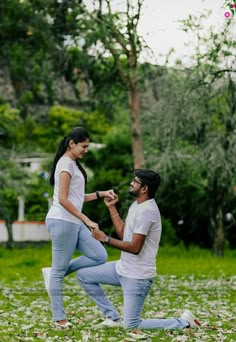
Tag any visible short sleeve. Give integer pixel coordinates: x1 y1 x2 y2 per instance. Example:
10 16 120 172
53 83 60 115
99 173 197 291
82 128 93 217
133 210 153 235
58 158 74 177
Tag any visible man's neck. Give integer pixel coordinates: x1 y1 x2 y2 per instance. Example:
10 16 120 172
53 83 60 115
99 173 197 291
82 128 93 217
136 194 150 204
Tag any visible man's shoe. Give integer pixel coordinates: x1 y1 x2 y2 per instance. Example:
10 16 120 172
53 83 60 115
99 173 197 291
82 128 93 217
181 309 201 328
97 318 123 328
42 267 51 295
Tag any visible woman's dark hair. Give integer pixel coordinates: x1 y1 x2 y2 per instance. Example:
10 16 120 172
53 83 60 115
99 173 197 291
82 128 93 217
49 127 90 186
134 169 161 199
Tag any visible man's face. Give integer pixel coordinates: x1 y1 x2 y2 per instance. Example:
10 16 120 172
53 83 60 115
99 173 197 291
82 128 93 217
129 177 143 197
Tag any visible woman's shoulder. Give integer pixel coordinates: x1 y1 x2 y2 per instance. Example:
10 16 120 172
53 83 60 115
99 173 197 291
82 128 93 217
57 156 75 170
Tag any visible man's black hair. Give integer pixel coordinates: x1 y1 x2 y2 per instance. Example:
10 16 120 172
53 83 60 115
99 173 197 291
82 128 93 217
134 169 161 199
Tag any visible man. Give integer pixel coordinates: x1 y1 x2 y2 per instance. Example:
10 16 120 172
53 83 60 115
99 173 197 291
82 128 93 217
77 169 201 329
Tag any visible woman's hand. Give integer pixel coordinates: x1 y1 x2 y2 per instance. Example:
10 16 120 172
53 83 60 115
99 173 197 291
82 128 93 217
99 189 116 200
84 218 99 230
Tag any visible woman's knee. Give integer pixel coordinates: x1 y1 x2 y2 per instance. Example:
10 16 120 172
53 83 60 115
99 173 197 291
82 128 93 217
95 248 108 264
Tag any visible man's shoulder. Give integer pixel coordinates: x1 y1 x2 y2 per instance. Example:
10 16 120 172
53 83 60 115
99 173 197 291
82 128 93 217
141 199 158 210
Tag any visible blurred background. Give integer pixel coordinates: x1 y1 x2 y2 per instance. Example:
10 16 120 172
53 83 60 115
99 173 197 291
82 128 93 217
0 0 235 256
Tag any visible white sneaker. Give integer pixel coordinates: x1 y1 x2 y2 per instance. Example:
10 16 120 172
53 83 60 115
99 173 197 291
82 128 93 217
54 321 73 329
42 267 51 295
181 309 201 329
97 318 123 328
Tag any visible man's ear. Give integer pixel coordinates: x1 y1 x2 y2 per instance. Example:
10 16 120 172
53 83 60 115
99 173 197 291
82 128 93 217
141 184 148 195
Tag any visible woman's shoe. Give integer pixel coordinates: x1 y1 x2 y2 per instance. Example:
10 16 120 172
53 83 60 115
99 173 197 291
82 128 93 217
53 320 73 329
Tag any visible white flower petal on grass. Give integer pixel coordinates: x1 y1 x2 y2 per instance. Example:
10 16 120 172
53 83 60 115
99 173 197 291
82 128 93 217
176 336 188 341
1 274 236 341
128 330 151 340
21 324 34 330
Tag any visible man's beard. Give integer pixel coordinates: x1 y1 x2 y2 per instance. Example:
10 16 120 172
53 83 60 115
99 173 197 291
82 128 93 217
129 188 140 197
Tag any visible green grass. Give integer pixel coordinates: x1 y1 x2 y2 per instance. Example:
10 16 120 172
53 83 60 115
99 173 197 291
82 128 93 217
0 243 236 341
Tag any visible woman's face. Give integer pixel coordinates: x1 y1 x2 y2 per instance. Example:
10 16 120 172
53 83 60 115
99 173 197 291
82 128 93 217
70 138 90 159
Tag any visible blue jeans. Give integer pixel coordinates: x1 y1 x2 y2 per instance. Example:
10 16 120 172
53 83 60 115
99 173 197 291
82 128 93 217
77 261 188 329
46 218 108 321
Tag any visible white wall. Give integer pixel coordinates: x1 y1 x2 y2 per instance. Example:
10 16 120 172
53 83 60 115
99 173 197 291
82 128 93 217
0 221 50 242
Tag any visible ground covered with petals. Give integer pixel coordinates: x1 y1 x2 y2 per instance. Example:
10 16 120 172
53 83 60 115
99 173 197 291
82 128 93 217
0 244 235 341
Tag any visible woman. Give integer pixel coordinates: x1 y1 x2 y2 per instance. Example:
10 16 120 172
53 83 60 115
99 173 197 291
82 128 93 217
43 126 115 328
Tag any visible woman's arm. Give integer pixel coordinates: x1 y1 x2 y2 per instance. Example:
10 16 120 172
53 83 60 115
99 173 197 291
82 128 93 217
84 190 116 202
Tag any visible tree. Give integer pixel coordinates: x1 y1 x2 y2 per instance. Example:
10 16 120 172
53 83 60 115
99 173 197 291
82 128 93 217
0 104 32 247
0 148 28 248
84 123 133 232
178 14 236 256
71 0 146 168
142 13 236 255
0 0 85 112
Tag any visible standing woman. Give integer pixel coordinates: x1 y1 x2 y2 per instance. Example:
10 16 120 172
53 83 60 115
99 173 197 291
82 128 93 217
43 127 115 328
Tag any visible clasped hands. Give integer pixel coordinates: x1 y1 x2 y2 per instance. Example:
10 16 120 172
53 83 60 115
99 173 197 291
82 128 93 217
91 190 119 242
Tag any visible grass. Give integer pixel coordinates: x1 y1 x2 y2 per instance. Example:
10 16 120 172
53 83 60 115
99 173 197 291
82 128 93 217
0 242 236 341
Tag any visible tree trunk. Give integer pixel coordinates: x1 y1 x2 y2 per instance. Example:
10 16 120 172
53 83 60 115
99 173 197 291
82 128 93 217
5 218 14 249
129 83 145 169
213 206 224 257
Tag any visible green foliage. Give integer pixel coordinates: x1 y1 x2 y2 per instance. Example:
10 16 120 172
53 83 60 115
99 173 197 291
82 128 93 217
33 105 112 152
66 49 127 118
84 125 133 232
24 173 52 221
0 148 28 225
0 104 22 148
1 0 236 254
0 0 86 109
0 188 18 222
0 103 41 152
142 15 236 252
160 217 178 246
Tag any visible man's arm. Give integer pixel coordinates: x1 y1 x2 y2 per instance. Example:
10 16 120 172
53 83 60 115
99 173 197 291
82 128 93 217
104 196 125 239
92 230 146 255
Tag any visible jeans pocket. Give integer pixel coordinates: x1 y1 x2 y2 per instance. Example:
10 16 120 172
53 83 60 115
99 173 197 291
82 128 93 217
46 219 55 237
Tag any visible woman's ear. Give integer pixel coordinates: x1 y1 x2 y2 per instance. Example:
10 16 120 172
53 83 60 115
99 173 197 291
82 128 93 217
69 139 74 148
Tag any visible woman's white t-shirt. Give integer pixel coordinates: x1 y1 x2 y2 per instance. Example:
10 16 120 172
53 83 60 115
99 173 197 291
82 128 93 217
46 156 85 224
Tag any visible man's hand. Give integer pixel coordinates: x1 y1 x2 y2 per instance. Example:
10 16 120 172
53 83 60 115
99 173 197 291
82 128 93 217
91 229 107 242
104 195 119 208
99 189 116 200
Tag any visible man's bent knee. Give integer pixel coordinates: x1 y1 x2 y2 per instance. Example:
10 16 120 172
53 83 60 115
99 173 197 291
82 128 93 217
76 268 86 283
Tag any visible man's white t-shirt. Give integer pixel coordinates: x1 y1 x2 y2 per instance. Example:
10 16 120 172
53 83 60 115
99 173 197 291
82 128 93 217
46 156 85 224
116 199 162 279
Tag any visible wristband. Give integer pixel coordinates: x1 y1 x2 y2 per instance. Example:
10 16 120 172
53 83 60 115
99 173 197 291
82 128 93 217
96 191 100 199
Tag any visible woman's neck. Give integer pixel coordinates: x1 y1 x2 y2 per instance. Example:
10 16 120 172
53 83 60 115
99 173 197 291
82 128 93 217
63 151 76 161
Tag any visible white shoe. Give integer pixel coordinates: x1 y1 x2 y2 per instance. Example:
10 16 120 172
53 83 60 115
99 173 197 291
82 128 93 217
181 309 201 329
42 267 51 295
97 318 123 328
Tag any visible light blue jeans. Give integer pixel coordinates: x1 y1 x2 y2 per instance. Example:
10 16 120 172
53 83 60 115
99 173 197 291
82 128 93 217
77 261 189 329
46 218 108 321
